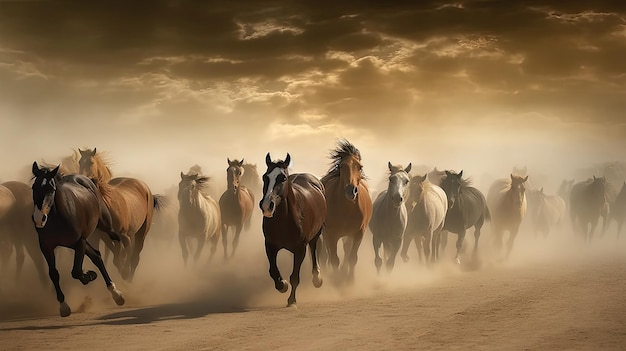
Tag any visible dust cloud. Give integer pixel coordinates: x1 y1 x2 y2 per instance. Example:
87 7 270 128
1 124 625 321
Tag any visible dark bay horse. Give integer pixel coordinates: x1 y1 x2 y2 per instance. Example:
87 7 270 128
439 170 490 264
570 176 608 242
31 162 124 317
0 181 47 285
401 174 448 264
219 158 255 262
487 174 529 259
178 172 221 266
260 153 326 307
369 162 411 274
320 140 372 282
79 148 162 281
609 182 626 239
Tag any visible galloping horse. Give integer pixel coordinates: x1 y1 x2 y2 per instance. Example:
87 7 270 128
487 174 529 259
178 172 221 266
0 181 47 285
219 158 255 262
401 174 448 264
369 162 411 274
526 187 566 239
439 170 490 264
31 162 124 317
320 140 372 282
260 153 326 307
78 148 162 281
570 176 608 242
241 163 262 199
609 182 626 239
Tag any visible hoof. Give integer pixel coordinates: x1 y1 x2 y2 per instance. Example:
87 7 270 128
86 270 97 282
60 301 71 317
278 279 289 293
108 283 126 306
286 302 298 309
455 256 461 265
312 276 323 288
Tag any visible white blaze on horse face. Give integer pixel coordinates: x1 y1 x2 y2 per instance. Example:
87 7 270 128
33 192 53 228
261 167 284 217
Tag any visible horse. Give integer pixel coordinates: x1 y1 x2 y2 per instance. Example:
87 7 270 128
439 170 490 264
526 187 566 239
401 173 448 264
557 179 575 209
30 162 125 317
178 172 221 266
218 158 254 261
369 162 411 274
609 182 626 239
320 140 372 282
487 174 529 259
259 153 326 307
241 162 262 199
0 181 47 285
570 176 608 242
428 167 447 186
78 147 162 281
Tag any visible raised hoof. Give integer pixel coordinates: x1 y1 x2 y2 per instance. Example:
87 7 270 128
312 276 323 288
85 270 97 283
60 301 71 317
277 279 289 293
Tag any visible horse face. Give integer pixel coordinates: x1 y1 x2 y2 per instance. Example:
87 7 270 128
340 156 363 201
227 159 244 191
31 162 59 228
388 172 410 208
260 154 290 218
510 175 528 209
408 174 426 203
441 172 461 209
78 148 96 177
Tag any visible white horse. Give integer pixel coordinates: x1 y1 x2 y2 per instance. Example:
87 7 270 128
526 187 566 239
401 174 448 264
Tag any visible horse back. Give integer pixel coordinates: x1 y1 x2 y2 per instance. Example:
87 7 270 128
460 186 489 227
107 177 155 233
290 173 327 242
55 179 101 238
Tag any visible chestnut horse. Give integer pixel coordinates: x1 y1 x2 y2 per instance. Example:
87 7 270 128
487 174 528 259
260 153 326 307
320 139 372 282
78 148 162 281
219 158 254 262
31 162 124 317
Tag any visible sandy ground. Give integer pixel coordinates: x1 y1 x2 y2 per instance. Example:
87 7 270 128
1 213 625 351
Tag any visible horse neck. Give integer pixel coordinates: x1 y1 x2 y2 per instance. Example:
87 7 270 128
180 187 202 209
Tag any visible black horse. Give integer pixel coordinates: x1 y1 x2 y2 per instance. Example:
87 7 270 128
31 162 125 317
259 153 327 307
439 170 490 264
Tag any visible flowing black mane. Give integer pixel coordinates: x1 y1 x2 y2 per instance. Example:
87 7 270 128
322 139 365 181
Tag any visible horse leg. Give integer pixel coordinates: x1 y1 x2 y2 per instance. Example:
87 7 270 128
316 235 328 269
221 224 229 263
588 218 599 243
505 227 520 260
179 229 189 267
432 230 441 263
230 224 243 259
194 234 206 267
287 246 306 307
324 233 340 273
207 233 219 263
400 232 412 263
309 231 323 288
84 241 125 306
71 239 97 285
346 232 363 283
126 225 148 282
440 230 448 254
39 241 70 317
386 237 401 273
455 230 466 265
373 236 383 275
423 232 432 265
264 241 288 293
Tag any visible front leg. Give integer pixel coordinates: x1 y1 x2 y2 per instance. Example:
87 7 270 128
287 246 306 307
265 241 287 293
72 239 97 285
39 240 70 317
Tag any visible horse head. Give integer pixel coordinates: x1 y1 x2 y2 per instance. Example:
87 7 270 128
31 161 59 228
510 174 529 209
340 152 364 201
178 171 210 204
387 162 411 207
78 147 97 177
441 170 463 209
260 153 290 218
226 158 245 193
408 174 428 205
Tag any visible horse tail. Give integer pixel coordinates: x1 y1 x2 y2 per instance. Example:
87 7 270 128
153 194 165 211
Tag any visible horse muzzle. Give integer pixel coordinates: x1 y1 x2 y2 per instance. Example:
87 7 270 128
260 199 276 218
33 208 49 228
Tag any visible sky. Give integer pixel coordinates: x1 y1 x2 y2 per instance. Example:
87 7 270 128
1 0 625 191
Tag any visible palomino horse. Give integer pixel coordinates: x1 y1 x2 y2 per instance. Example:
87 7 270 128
31 162 124 317
439 170 490 264
219 158 255 262
609 182 626 239
369 162 411 274
260 153 326 307
320 140 372 282
570 176 608 242
0 181 47 285
401 174 448 264
526 187 566 239
487 174 529 259
178 172 221 266
78 148 162 281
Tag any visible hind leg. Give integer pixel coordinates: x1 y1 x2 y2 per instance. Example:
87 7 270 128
324 232 340 272
230 224 243 259
400 232 412 263
505 226 521 259
455 230 466 264
179 229 189 267
207 233 219 262
85 241 125 306
422 232 432 265
194 234 206 266
309 230 323 288
265 241 287 293
127 227 148 282
221 224 229 263
287 245 306 307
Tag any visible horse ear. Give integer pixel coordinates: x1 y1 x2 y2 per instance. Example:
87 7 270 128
510 174 515 181
388 162 393 171
32 161 40 176
180 172 185 179
51 165 60 177
239 159 244 166
284 153 291 168
227 157 231 164
593 175 597 180
524 175 528 182
405 163 412 173
265 153 272 167
445 170 452 176
458 170 463 177
92 148 97 156
433 167 439 172
78 148 86 156
419 174 427 182
540 187 544 193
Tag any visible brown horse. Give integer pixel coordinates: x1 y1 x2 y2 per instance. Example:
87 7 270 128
0 181 47 285
31 162 124 317
260 153 326 307
320 140 372 282
218 158 254 262
79 148 162 281
570 176 608 242
487 174 528 259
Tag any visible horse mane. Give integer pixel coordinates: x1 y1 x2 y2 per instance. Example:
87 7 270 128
322 139 365 181
81 148 114 184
